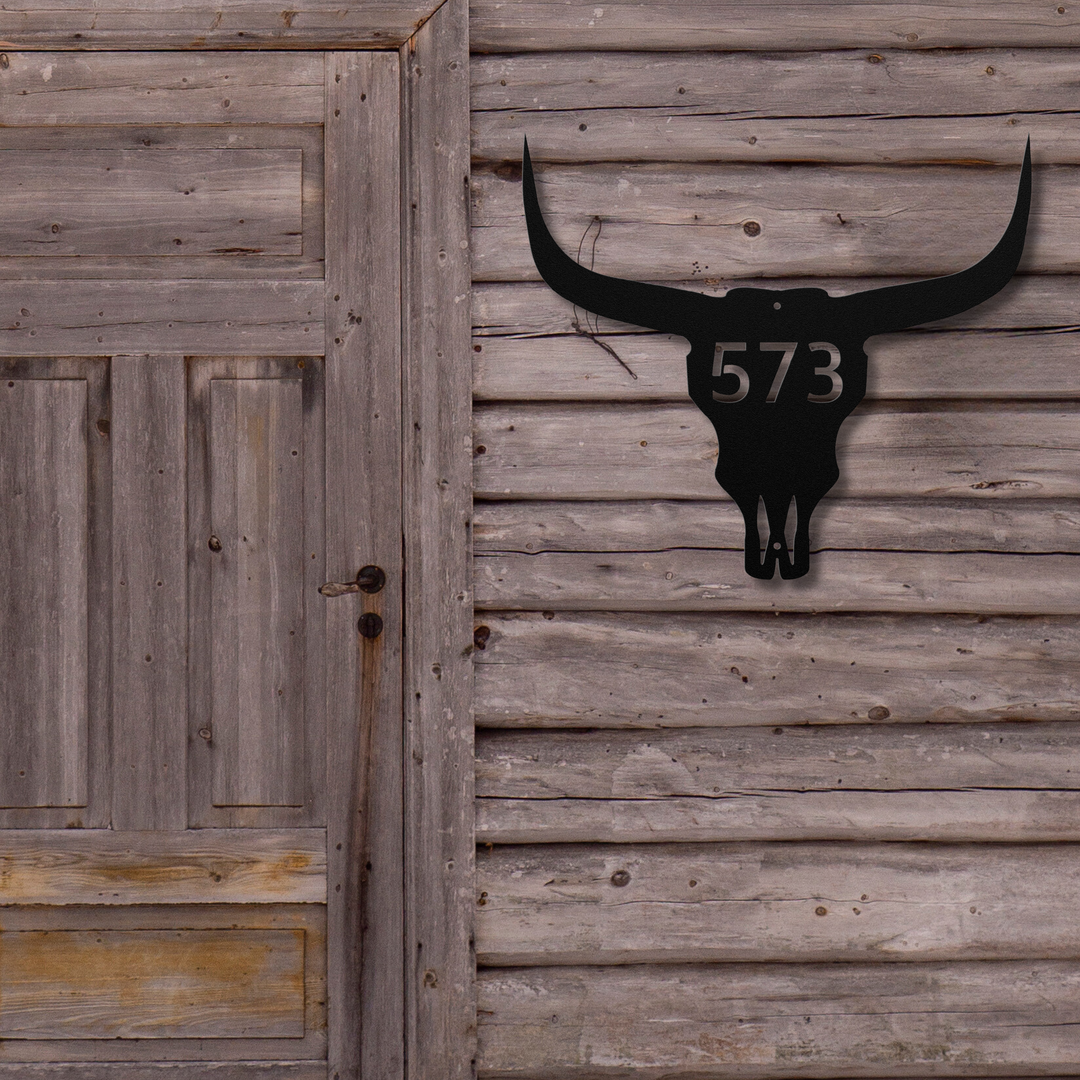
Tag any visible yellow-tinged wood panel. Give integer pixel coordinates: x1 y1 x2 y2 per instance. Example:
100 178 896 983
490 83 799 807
0 830 326 905
0 150 302 257
0 929 305 1039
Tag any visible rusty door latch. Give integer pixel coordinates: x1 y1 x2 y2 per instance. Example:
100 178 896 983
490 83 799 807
318 565 386 597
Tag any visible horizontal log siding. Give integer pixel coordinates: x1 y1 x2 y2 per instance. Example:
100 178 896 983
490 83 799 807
471 31 1080 1079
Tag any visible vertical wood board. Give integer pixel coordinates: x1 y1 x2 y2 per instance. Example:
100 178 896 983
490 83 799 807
0 379 87 808
209 378 305 809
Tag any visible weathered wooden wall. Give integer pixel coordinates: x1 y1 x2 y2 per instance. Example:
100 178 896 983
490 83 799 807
470 5 1080 1075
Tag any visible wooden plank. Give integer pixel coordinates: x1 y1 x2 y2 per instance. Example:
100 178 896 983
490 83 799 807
477 791 1080 844
324 51 404 1080
0 379 86 808
473 327 1080 402
471 611 1080 727
478 960 1080 1076
210 378 305 808
401 3 475 1077
471 160 1060 281
476 721 1080 797
472 276 1080 336
0 0 444 49
473 49 1080 116
0 52 323 124
477 841 1080 964
111 355 187 831
0 903 325 1062
0 1066 326 1079
469 1 1080 52
0 929 303 1039
0 829 325 904
1 149 302 257
476 724 1080 842
474 499 1080 555
476 550 1080 614
473 402 1080 500
0 281 323 356
187 357 325 830
477 112 1080 167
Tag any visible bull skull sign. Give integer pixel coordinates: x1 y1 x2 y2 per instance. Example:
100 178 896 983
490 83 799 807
522 137 1032 580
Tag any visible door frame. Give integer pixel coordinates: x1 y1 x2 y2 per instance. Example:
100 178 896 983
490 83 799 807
0 3 475 1078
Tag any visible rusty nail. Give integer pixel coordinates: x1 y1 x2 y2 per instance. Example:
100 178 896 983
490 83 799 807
208 535 222 552
473 625 491 650
610 869 631 887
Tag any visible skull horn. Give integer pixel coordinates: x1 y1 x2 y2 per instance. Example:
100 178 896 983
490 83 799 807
522 138 720 335
837 137 1031 336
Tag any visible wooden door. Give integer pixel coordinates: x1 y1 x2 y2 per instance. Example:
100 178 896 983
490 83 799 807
0 50 403 1079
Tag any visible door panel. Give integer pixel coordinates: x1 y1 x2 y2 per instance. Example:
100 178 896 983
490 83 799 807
0 49 402 1075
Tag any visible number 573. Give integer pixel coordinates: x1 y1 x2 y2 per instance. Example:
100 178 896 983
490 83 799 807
712 341 842 403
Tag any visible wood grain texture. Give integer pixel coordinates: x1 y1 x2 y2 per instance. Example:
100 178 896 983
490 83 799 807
472 275 1080 336
469 1 1080 52
1 149 302 257
0 904 325 1062
324 51 404 1080
401 3 476 1076
0 0 444 49
111 356 187 831
473 402 1080 500
210 378 305 809
0 281 323 356
477 841 1080 964
473 326 1080 402
477 961 1080 1076
470 159 1053 281
0 1066 326 1079
477 790 1080 844
471 612 1080 727
0 829 325 904
474 499 1080 555
472 50 1080 164
0 379 87 809
0 928 305 1039
476 549 1080 614
0 51 323 124
187 357 325 831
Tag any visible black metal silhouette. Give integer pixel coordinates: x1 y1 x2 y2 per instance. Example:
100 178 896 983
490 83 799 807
522 137 1031 579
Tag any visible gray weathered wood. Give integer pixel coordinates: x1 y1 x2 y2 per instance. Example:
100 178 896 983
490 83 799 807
111 356 187 830
477 790 1080 844
476 549 1080 614
469 1 1080 52
0 903 325 1062
0 929 304 1039
0 0 445 49
476 722 1080 797
401 3 476 1077
1 149 302 257
472 276 1080 336
0 51 323 124
0 828 325 904
474 499 1080 554
477 842 1080 964
471 160 1055 281
474 403 1080 500
0 281 323 356
0 379 86 809
186 357 325 831
210 378 305 808
471 612 1080 727
473 49 1080 116
478 961 1080 1076
324 50 404 1080
473 327 1080 401
0 1066 326 1079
